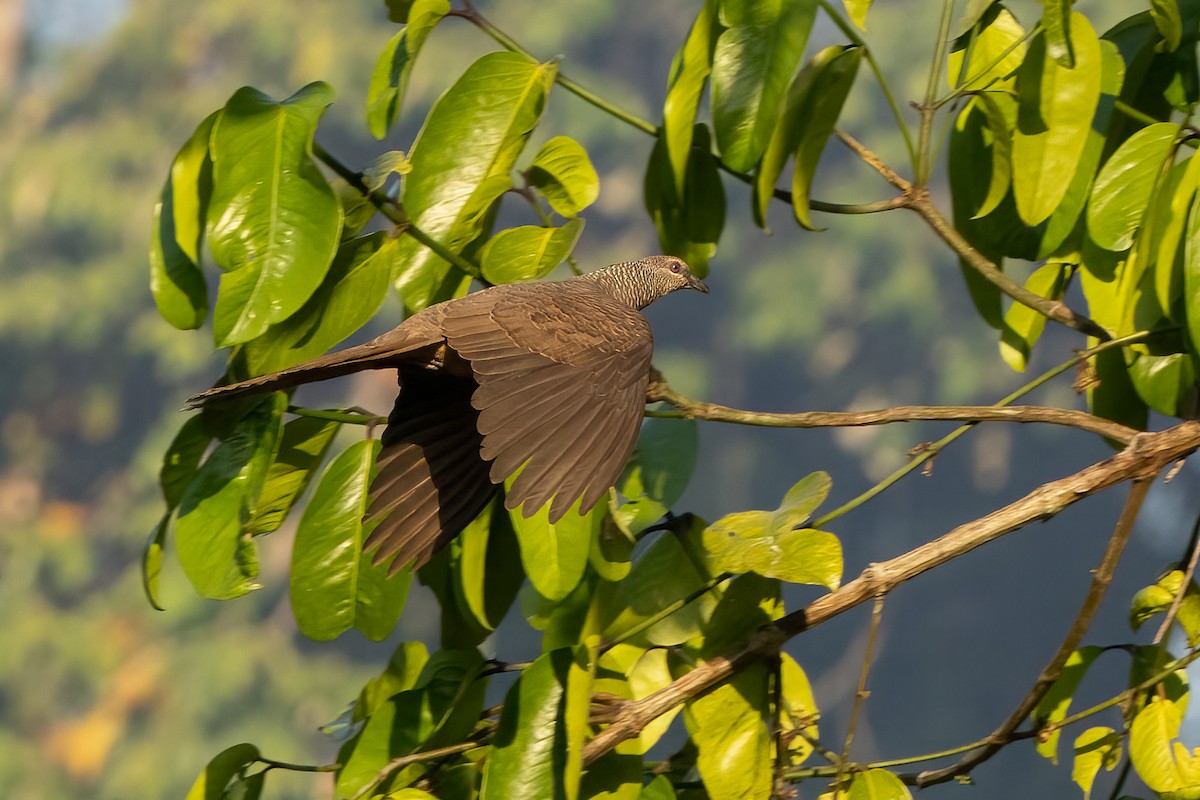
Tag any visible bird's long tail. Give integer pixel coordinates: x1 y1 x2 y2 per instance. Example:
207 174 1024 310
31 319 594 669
186 323 444 408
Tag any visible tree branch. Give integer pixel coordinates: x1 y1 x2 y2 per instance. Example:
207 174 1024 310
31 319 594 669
647 373 1137 444
582 423 1200 765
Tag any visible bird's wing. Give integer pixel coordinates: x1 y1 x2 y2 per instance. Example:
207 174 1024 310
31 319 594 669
441 283 653 522
363 367 497 575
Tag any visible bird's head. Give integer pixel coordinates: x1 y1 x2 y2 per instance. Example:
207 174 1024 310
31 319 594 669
589 255 708 309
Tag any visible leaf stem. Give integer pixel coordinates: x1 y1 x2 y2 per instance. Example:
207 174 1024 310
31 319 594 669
915 0 956 186
286 405 386 426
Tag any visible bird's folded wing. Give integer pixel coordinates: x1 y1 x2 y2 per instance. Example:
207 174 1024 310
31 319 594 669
441 284 653 522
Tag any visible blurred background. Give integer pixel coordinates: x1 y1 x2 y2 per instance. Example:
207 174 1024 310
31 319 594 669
1 0 1192 797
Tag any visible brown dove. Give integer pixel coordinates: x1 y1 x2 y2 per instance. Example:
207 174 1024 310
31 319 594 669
188 255 707 573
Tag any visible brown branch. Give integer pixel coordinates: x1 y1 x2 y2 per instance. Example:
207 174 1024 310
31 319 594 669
913 476 1151 787
832 128 1112 342
835 596 887 795
646 372 1139 445
582 422 1200 765
350 741 481 800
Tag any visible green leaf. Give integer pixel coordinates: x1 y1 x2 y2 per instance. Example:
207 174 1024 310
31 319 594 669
238 233 396 375
527 137 600 218
847 769 912 799
969 92 1016 221
141 515 168 611
508 494 597 602
702 473 842 588
160 414 213 511
710 0 818 172
645 124 725 277
150 112 215 330
1087 121 1180 251
481 648 580 800
948 6 1026 91
1127 349 1196 417
614 417 699 536
185 743 261 800
999 260 1068 372
754 45 861 231
1183 177 1200 354
355 640 430 719
639 775 677 800
291 439 412 641
246 415 340 535
1041 0 1074 67
1085 341 1148 432
366 0 450 139
598 645 681 753
176 395 286 599
684 665 772 800
663 1 718 196
1073 727 1123 800
207 82 343 345
695 572 780 657
1147 155 1200 316
1012 14 1103 226
1130 696 1200 794
779 653 818 766
1151 0 1184 52
393 52 556 311
479 220 585 285
1131 570 1200 647
602 516 718 647
843 0 871 30
1033 645 1102 763
455 498 526 632
338 650 487 797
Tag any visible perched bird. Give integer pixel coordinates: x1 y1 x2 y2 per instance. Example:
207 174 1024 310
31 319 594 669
188 255 708 573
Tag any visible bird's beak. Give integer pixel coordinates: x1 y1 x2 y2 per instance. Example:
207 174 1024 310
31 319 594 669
688 275 709 293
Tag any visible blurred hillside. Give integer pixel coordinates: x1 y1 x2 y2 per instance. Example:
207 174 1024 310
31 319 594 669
0 0 1187 798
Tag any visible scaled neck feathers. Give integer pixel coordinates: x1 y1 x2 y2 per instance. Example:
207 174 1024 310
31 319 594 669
576 261 665 310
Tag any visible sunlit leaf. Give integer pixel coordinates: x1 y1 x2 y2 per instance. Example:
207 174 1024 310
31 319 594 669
527 136 600 218
366 0 450 139
663 0 719 195
1087 121 1180 251
615 417 699 536
847 769 912 799
710 0 817 172
1150 0 1183 51
843 0 872 30
455 499 525 632
142 515 169 611
1033 646 1102 763
948 6 1026 91
160 414 214 511
684 665 772 800
999 260 1068 372
1073 727 1123 800
1130 696 1200 795
645 125 725 277
1041 0 1074 67
246 415 339 535
208 82 343 345
508 492 598 602
479 220 585 284
185 743 260 800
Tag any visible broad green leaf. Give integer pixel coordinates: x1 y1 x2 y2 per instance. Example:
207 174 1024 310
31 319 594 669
754 45 861 231
355 641 430 720
598 645 681 753
1128 644 1191 709
779 653 818 765
1033 645 1102 763
160 414 213 510
1151 0 1184 51
948 104 1004 329
640 776 677 800
420 537 495 650
710 0 818 172
843 0 871 30
563 648 592 800
970 92 1015 220
1087 121 1180 251
1012 14 1103 226
602 516 719 647
334 151 412 238
527 137 600 217
1130 697 1200 794
176 394 286 599
366 0 450 139
1132 570 1200 647
1041 0 1073 67
999 260 1068 372
185 743 260 800
703 472 842 588
455 499 525 632
482 648 580 800
579 750 642 800
695 573 781 658
393 53 556 311
1127 349 1196 417
480 220 584 284
1073 727 1122 800
684 665 772 800
338 650 487 797
508 493 598 602
645 124 725 277
1149 155 1200 315
291 439 412 641
614 417 699 536
208 82 343 345
246 415 339 535
847 769 912 799
150 112 215 330
142 515 168 611
948 6 1026 91
663 1 718 195
239 233 396 375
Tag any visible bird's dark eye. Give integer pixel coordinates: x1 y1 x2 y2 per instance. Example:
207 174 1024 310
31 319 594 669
669 262 683 273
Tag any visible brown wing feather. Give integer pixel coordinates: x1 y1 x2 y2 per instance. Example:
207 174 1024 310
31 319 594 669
441 283 653 519
363 367 496 574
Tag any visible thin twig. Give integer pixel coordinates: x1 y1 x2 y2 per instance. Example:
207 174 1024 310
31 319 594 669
834 596 887 796
914 476 1153 787
350 741 481 800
